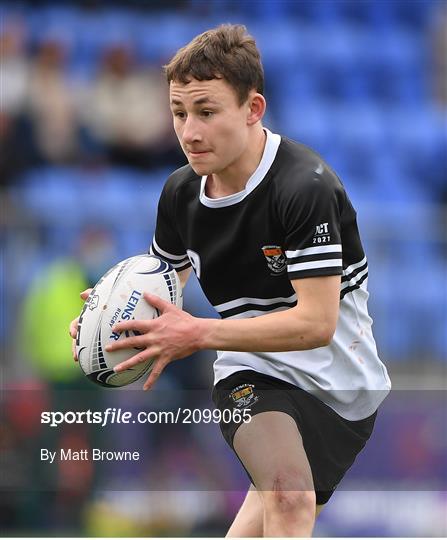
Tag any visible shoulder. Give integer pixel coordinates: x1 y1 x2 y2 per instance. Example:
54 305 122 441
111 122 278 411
273 136 346 203
162 163 201 200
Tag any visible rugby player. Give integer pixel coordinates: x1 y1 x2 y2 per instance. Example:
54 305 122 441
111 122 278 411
71 24 391 537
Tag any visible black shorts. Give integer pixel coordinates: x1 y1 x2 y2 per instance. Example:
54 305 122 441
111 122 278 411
212 370 377 505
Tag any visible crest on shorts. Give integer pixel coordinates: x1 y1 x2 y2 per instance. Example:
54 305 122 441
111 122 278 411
230 384 259 408
262 245 286 275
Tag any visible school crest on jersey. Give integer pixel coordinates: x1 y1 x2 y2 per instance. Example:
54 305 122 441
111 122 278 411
230 384 259 408
262 245 286 275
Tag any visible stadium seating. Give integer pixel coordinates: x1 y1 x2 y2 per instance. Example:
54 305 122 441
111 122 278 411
3 0 445 363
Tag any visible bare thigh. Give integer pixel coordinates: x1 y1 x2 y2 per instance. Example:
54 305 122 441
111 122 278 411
233 410 315 493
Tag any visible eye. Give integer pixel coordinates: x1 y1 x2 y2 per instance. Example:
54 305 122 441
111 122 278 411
200 110 214 117
173 111 186 119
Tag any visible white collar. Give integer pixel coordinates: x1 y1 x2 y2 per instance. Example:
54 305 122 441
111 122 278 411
199 128 281 208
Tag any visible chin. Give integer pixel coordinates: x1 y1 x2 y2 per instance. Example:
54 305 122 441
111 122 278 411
189 163 212 176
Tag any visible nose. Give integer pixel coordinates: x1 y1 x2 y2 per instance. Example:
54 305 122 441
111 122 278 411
181 115 202 145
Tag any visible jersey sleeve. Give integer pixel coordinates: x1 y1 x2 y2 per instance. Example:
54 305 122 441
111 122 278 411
278 165 344 280
149 179 191 271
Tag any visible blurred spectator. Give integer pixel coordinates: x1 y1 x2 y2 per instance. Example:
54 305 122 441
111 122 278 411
0 17 37 185
19 258 87 382
19 226 117 381
27 39 82 164
81 44 182 169
1 17 28 116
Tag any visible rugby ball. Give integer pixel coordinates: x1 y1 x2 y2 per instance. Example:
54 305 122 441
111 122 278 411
76 254 182 387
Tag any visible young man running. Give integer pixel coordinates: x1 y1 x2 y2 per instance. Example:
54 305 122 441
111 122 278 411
71 24 391 537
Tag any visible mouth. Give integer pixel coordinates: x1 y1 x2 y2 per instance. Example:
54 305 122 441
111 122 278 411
188 150 210 158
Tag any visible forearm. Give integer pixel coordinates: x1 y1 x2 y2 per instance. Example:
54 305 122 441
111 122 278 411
199 306 335 353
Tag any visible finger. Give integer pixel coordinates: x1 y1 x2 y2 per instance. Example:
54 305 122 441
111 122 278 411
69 318 79 339
112 319 152 334
105 335 147 352
143 359 166 391
144 292 173 312
113 348 157 373
80 288 93 300
72 339 78 362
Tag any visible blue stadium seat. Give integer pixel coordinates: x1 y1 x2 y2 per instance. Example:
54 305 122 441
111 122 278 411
367 61 430 105
135 14 205 63
305 24 357 70
388 107 447 197
232 0 290 21
71 8 144 77
338 0 369 25
329 104 384 171
248 21 302 76
367 256 413 361
15 167 80 224
7 2 445 370
392 0 438 31
15 167 165 228
340 0 435 32
276 68 320 106
287 0 342 26
394 246 446 361
276 102 335 154
71 13 110 73
27 5 79 48
373 29 423 72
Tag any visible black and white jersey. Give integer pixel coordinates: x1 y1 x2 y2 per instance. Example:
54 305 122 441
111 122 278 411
150 129 391 420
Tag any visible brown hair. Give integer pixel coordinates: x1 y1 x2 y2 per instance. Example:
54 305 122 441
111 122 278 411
164 24 264 105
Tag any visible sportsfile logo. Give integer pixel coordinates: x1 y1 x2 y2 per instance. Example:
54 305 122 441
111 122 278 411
40 407 252 427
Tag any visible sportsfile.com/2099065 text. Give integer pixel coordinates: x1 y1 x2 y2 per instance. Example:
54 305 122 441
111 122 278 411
40 408 252 427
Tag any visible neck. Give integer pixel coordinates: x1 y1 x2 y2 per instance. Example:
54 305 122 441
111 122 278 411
206 126 267 198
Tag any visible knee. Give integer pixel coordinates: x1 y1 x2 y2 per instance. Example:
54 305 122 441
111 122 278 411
264 488 316 516
262 472 316 516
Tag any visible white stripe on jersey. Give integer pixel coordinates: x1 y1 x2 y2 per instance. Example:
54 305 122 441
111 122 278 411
341 266 368 290
214 293 297 313
225 305 292 319
151 238 189 261
342 256 367 277
150 245 189 269
167 259 192 269
288 259 342 272
285 244 342 259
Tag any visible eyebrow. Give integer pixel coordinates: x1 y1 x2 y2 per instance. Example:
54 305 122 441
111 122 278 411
170 97 218 106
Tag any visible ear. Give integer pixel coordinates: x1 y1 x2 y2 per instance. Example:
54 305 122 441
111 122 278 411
247 92 266 126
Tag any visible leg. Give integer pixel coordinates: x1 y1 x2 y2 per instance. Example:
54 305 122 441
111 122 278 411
233 411 316 537
226 484 263 538
226 487 325 537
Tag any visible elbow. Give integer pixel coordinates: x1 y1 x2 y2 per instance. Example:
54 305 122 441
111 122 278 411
310 323 336 348
315 333 333 348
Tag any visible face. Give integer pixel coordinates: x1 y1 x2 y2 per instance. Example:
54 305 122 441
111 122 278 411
169 78 252 177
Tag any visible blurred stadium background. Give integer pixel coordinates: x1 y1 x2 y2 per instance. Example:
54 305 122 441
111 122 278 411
1 0 446 537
